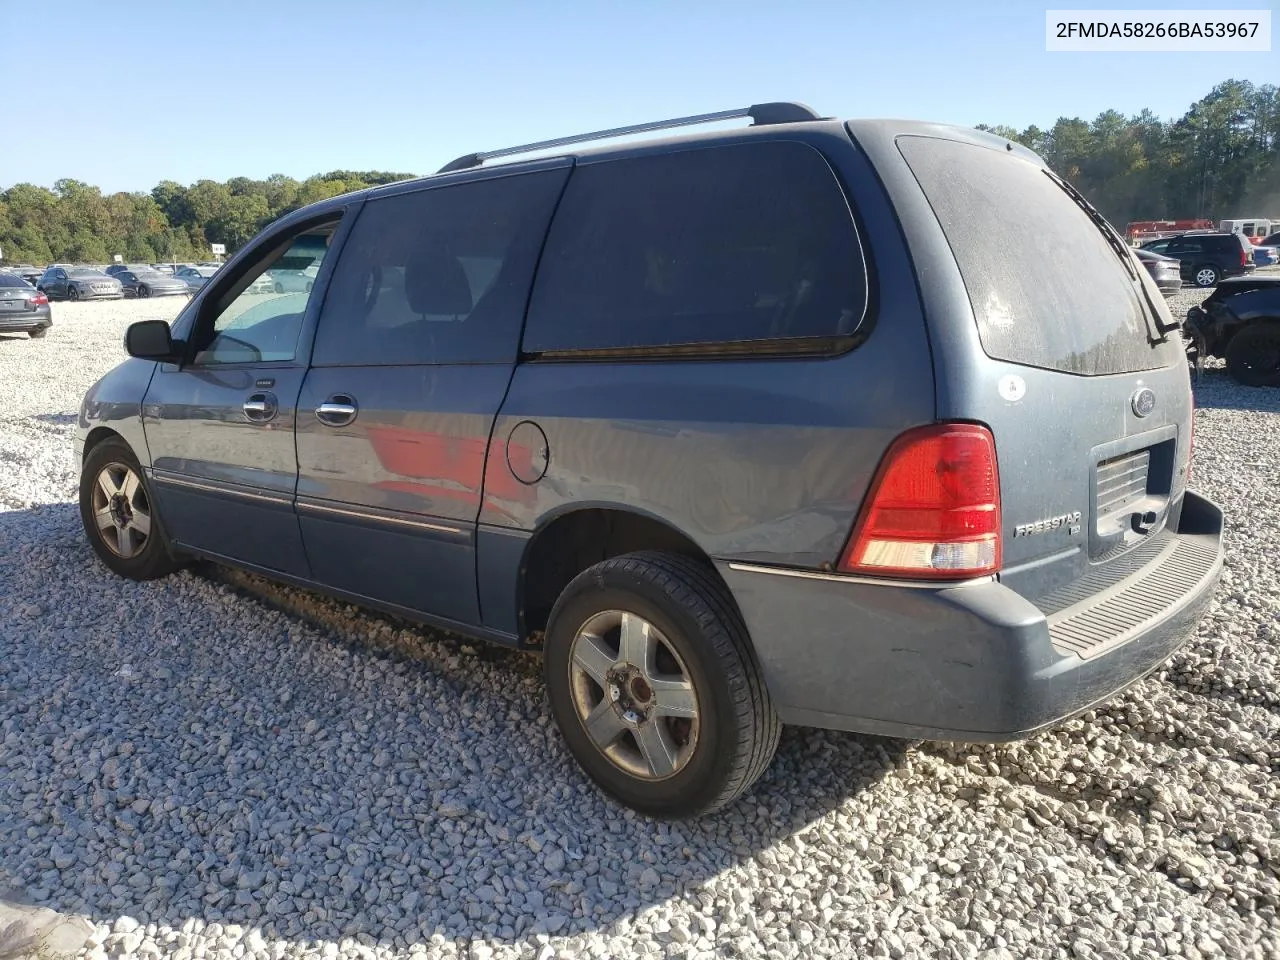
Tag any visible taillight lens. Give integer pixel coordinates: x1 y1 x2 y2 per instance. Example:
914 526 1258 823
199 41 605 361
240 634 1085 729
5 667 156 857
839 423 1002 579
1242 248 1251 266
31 293 48 306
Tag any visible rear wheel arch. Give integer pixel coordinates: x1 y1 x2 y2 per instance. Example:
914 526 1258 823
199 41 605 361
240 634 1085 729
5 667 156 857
518 506 729 643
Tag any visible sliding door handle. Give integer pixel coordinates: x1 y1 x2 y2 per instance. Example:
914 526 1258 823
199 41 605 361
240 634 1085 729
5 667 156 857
316 394 358 427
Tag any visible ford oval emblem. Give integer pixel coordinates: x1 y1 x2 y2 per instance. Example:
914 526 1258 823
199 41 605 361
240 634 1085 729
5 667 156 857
1131 387 1156 418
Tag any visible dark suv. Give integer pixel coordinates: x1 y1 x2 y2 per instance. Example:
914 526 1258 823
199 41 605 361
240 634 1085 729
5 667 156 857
76 103 1224 818
1142 232 1255 287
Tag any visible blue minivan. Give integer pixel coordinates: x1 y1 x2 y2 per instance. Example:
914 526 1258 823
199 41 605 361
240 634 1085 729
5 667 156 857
77 103 1224 817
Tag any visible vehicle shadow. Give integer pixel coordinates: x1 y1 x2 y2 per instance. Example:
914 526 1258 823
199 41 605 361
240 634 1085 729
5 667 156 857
1192 365 1280 413
31 412 79 426
0 502 905 951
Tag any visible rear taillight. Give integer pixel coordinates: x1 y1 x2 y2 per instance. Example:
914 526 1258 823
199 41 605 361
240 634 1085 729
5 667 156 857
1242 248 1251 267
30 293 48 306
838 423 1002 579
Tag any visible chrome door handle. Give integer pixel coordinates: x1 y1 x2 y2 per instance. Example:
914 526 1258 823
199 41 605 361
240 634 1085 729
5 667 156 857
316 394 357 427
243 392 278 422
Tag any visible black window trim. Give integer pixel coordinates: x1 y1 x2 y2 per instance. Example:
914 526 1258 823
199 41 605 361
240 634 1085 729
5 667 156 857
167 205 360 371
519 138 874 363
308 164 573 369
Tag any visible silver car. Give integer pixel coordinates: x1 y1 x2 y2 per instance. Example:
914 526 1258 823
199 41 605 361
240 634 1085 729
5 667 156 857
118 268 191 298
37 266 123 301
175 265 219 293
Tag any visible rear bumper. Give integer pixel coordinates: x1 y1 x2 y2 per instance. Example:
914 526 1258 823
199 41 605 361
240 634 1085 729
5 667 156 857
0 310 51 331
721 490 1224 742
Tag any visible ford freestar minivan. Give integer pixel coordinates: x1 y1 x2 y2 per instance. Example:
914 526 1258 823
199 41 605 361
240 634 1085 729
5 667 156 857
76 103 1224 818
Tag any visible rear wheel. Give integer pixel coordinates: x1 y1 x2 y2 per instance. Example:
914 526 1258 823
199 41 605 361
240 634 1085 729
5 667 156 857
79 437 181 580
28 327 47 339
1194 264 1220 287
1225 324 1280 387
544 551 779 818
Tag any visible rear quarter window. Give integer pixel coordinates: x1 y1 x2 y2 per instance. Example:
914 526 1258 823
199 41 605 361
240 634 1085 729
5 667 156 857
898 135 1180 376
523 140 868 354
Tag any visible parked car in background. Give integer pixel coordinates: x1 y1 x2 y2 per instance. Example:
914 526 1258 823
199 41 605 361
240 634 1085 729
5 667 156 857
175 265 218 293
37 266 123 301
0 272 52 338
1184 276 1280 386
4 264 44 285
75 106 1224 818
105 263 150 278
1262 232 1280 248
118 267 191 298
1251 246 1278 267
1134 247 1182 296
1142 232 1255 287
268 263 319 293
149 263 176 275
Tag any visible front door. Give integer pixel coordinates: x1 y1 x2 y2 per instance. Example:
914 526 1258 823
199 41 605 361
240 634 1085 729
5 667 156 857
294 166 569 626
142 218 345 576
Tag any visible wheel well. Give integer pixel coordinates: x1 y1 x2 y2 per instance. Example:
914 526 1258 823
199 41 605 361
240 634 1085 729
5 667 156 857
83 427 124 462
520 509 713 641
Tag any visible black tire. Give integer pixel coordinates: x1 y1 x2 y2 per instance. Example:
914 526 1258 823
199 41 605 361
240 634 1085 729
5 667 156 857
274 282 284 294
137 284 150 298
67 286 80 301
1225 324 1280 387
1193 264 1220 288
305 281 313 293
28 327 48 339
543 551 780 818
79 437 181 580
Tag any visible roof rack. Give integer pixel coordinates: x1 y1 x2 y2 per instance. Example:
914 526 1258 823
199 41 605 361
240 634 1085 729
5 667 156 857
437 101 823 174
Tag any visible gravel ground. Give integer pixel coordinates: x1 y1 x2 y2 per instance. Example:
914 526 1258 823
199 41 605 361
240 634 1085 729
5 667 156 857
1 288 1278 960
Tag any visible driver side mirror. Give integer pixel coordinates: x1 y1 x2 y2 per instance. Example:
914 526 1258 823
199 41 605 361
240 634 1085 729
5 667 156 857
124 319 180 362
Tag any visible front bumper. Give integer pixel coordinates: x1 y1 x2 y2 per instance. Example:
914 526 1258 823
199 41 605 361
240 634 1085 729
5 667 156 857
74 289 124 300
721 490 1224 741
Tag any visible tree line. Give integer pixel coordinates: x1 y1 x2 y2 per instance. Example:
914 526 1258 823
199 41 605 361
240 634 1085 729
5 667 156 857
2 79 1278 267
0 170 411 266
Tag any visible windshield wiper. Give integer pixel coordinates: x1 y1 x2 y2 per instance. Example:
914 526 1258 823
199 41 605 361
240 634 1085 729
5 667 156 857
1042 168 1180 344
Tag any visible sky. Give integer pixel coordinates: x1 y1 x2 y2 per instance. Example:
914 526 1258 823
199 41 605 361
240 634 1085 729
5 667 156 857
3 0 1276 193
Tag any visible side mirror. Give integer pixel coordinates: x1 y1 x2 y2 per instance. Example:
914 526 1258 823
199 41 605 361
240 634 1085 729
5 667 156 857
124 319 179 362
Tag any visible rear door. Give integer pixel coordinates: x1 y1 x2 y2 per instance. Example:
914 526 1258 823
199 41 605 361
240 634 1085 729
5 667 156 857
294 164 569 626
891 133 1191 604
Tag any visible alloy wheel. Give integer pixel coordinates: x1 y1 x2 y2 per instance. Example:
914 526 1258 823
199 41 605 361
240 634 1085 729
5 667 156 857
90 462 152 559
567 609 700 780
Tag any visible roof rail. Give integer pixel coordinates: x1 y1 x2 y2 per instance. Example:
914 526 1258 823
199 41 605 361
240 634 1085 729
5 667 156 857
437 101 823 174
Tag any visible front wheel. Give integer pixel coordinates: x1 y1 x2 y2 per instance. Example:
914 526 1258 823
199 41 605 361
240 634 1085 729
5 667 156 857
1225 324 1280 387
137 284 150 298
67 286 80 301
1194 264 1220 287
544 552 779 818
79 438 181 580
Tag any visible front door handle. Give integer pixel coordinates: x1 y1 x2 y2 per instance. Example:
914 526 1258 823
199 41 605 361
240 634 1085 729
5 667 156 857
316 394 358 427
243 392 278 423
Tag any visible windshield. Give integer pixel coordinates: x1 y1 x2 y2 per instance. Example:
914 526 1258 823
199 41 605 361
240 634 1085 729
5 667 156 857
898 135 1181 376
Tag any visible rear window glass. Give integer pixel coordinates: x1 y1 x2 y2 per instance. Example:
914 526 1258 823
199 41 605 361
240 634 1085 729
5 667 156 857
523 141 867 353
898 135 1179 376
0 273 32 287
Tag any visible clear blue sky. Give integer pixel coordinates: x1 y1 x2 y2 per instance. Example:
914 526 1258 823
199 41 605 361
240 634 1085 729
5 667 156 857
5 0 1276 193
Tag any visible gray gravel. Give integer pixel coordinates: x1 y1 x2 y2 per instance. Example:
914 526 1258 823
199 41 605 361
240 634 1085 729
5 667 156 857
1 290 1278 960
